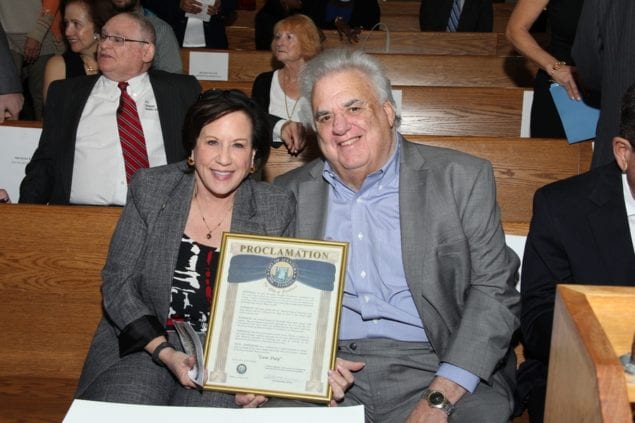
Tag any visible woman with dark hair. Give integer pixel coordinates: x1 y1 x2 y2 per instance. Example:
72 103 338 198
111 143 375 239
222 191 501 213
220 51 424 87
252 14 322 155
74 89 296 406
42 0 117 100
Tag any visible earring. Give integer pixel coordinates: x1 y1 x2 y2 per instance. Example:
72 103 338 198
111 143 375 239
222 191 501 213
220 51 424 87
250 165 256 174
187 156 195 166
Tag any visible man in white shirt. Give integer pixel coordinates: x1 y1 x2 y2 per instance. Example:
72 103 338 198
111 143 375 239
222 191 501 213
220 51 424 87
19 13 200 205
517 83 635 422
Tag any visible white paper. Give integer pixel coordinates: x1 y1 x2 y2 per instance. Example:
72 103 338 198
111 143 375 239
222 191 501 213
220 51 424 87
189 51 229 81
0 125 41 202
520 90 533 138
63 400 364 423
183 18 206 47
184 0 216 22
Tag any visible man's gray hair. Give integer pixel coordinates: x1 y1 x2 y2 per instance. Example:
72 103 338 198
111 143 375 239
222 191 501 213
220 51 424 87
298 48 400 129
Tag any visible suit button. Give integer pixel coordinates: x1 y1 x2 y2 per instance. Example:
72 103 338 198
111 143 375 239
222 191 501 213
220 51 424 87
350 342 357 350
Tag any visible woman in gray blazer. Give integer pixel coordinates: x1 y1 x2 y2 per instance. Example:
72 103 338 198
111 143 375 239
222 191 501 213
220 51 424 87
75 90 296 407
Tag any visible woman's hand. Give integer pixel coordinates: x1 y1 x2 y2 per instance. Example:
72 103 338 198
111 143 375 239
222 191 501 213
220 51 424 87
550 64 581 101
161 348 201 389
328 358 365 406
235 393 268 408
280 120 306 155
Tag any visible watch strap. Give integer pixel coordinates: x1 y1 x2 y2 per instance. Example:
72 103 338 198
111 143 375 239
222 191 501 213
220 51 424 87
422 388 456 416
151 341 174 367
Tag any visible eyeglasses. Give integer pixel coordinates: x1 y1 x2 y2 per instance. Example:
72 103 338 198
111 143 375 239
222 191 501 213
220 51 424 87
99 32 149 46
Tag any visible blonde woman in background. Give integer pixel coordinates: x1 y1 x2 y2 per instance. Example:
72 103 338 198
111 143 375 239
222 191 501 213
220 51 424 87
251 14 322 155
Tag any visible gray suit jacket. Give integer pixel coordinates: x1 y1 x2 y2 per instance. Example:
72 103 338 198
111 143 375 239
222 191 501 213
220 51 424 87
19 70 200 204
0 23 21 94
76 162 296 396
275 136 520 384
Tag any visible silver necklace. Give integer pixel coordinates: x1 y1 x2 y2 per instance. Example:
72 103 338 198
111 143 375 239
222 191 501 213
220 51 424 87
194 189 233 240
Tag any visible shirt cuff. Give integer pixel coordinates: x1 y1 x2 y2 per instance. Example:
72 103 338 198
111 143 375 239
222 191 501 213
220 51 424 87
118 315 165 357
436 362 480 394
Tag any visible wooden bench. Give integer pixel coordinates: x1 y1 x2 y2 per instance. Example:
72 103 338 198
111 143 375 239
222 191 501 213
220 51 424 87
226 26 529 56
191 80 527 137
181 48 537 87
263 135 592 223
2 122 587 422
225 26 542 56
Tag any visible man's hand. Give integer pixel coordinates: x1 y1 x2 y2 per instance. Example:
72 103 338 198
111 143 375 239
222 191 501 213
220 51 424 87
328 357 365 406
405 376 467 423
0 93 24 122
235 393 268 408
23 37 42 64
180 0 203 14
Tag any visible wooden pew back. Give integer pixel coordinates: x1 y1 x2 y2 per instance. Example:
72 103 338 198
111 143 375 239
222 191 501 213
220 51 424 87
193 81 527 137
263 135 592 223
225 26 537 56
0 204 121 422
181 49 536 87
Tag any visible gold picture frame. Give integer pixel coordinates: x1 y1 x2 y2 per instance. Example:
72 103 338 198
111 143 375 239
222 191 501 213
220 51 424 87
203 233 348 403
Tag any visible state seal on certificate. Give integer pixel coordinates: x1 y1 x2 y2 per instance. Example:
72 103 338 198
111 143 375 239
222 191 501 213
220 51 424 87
203 233 348 403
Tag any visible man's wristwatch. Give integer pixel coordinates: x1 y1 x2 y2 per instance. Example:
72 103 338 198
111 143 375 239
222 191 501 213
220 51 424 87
422 388 456 416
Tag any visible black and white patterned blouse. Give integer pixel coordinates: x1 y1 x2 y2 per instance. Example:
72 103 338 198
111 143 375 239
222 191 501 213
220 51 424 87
167 235 219 333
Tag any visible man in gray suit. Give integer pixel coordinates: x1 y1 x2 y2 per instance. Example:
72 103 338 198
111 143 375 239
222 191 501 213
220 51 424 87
19 13 199 205
271 49 520 422
0 23 24 122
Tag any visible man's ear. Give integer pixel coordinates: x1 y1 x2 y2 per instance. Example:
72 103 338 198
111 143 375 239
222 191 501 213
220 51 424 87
383 101 396 128
142 43 156 64
612 136 633 172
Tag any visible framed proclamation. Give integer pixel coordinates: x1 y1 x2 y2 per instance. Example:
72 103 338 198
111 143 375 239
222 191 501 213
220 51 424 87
203 233 348 403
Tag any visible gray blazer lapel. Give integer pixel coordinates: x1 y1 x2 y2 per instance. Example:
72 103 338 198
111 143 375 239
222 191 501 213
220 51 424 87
398 138 430 306
296 162 329 240
146 168 195 314
231 178 268 234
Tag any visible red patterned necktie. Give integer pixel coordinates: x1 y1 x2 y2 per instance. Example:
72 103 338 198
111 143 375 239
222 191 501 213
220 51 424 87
117 81 149 183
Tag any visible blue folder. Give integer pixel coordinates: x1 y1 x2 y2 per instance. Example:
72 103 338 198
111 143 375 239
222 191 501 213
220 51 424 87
549 83 600 143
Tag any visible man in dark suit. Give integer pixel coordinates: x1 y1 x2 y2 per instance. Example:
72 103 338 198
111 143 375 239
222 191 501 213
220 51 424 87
517 84 635 422
261 48 520 422
19 13 200 205
420 0 493 32
572 0 635 168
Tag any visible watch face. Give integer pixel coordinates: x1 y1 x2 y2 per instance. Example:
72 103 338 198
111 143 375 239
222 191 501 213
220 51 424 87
429 391 445 406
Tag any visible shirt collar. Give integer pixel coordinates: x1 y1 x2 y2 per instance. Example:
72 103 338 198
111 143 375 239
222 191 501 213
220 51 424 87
622 173 635 216
98 72 150 100
322 135 400 194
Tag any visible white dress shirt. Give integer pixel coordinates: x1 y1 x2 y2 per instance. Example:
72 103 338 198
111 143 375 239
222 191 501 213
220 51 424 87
71 73 167 206
621 173 635 254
